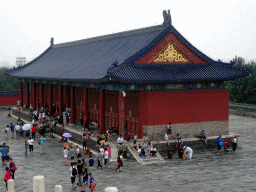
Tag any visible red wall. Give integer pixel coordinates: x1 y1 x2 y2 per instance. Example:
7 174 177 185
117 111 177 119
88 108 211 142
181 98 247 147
0 94 31 106
140 89 229 126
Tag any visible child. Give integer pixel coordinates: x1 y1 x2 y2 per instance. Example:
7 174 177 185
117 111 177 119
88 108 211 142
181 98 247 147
88 173 97 191
25 141 28 156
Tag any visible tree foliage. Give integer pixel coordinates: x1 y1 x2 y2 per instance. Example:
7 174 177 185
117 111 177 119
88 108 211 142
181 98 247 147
221 56 256 104
0 67 20 91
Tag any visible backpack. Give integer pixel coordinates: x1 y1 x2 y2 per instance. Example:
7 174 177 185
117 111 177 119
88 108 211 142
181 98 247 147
72 167 77 176
5 146 9 153
12 162 17 171
117 156 121 162
141 148 145 155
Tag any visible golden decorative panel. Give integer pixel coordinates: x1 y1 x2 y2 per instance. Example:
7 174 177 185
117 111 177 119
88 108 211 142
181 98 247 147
149 43 190 63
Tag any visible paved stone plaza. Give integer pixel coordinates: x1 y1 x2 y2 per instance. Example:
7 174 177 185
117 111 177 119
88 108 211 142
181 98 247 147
0 109 255 191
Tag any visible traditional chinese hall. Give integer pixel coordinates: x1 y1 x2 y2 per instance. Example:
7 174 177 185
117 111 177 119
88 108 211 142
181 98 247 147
6 10 252 139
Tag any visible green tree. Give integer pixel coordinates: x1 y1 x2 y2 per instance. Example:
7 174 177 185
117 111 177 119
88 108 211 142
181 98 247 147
222 57 256 104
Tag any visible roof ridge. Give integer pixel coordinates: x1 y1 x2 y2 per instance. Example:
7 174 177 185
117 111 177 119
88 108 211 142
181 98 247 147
53 24 164 48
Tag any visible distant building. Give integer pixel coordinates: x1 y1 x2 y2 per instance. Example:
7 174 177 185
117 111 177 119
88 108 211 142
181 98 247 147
6 11 252 139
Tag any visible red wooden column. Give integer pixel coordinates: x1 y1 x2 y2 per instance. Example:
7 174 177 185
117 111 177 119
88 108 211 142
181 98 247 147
48 84 52 111
70 86 75 124
99 89 105 133
20 81 23 107
26 82 29 108
59 85 63 118
39 84 43 107
83 88 88 119
138 91 145 139
118 91 125 137
32 83 36 110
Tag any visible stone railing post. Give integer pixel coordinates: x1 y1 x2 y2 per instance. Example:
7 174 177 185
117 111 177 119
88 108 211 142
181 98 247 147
105 187 118 192
55 185 62 192
8 179 15 192
33 175 45 192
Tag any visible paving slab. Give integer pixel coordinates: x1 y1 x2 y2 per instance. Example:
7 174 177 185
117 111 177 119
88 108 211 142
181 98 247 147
0 109 255 191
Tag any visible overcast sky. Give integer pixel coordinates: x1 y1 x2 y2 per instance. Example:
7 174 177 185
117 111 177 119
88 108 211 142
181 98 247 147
0 0 255 67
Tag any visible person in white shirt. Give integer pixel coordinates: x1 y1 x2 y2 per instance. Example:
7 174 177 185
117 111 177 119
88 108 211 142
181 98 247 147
99 146 104 165
232 135 237 152
69 162 77 190
117 135 125 151
15 123 21 140
104 148 110 168
183 146 193 159
27 137 34 155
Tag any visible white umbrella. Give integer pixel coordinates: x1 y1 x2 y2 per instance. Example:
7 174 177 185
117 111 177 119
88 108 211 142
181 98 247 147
22 124 31 131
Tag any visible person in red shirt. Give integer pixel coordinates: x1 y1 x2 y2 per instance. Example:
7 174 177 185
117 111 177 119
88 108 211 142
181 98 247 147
31 125 36 139
35 124 39 138
2 167 11 190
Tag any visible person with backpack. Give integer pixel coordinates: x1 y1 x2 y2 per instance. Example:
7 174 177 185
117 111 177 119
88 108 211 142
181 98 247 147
9 158 17 179
69 162 77 190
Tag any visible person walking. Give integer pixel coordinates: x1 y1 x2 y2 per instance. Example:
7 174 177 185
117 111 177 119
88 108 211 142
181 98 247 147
76 145 81 161
27 137 34 155
0 145 7 166
35 124 39 139
31 125 36 139
40 135 46 154
77 160 83 186
2 167 11 190
62 110 67 126
5 125 9 140
15 123 21 140
97 150 102 169
9 158 17 180
88 155 94 173
104 148 110 168
64 147 69 166
10 123 15 139
88 172 97 192
70 147 75 164
25 140 28 156
107 145 111 165
81 164 89 192
69 162 77 190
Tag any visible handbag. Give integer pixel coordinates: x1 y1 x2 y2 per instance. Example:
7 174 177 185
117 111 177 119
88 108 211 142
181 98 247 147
62 152 65 157
38 141 41 145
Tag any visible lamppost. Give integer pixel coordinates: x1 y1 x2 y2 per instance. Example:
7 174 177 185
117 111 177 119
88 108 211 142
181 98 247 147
16 57 26 67
7 105 11 117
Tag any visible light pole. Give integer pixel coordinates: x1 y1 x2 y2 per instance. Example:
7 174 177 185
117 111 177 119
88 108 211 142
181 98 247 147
16 57 26 67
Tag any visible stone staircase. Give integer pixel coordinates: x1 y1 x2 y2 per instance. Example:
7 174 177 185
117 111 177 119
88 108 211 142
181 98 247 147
127 144 164 164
